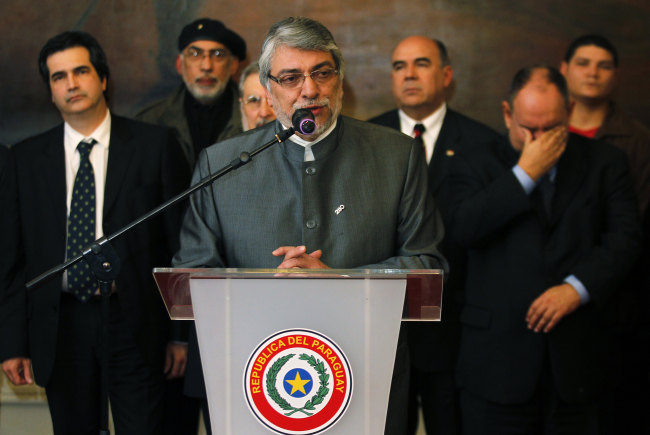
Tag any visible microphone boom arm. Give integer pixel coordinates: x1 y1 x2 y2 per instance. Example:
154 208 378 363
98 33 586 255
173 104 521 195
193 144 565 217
26 127 296 290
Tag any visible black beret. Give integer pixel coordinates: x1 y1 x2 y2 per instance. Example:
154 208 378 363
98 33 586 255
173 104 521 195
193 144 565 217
177 18 246 61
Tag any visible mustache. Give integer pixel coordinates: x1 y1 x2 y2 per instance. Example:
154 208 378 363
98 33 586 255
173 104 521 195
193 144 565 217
293 98 330 110
194 75 217 83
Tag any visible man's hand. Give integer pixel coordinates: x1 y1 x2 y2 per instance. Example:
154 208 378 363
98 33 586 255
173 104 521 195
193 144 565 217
164 342 188 380
526 283 581 333
2 357 33 386
272 245 331 269
518 126 568 181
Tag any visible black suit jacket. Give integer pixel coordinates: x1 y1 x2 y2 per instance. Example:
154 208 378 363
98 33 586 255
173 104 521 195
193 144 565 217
445 133 641 404
0 145 26 362
6 115 190 386
369 108 500 371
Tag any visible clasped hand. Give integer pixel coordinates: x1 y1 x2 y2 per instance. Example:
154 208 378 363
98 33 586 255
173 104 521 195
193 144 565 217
273 245 330 269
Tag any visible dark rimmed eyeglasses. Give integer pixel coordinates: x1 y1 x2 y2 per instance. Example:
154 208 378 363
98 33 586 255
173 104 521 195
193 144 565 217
268 68 339 89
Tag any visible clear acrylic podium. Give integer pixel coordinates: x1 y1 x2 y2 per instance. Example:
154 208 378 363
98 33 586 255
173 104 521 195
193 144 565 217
154 268 442 435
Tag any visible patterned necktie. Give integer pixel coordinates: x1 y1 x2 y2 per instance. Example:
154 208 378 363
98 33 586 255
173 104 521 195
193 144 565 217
66 139 97 302
413 123 426 159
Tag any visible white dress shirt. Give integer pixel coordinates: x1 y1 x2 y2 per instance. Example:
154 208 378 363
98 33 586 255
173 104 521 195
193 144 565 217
64 110 111 239
398 103 447 165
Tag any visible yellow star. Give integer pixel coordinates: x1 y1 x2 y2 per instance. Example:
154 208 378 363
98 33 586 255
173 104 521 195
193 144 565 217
285 371 311 395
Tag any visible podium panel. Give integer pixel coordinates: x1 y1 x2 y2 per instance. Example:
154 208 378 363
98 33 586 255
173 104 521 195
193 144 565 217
154 269 442 434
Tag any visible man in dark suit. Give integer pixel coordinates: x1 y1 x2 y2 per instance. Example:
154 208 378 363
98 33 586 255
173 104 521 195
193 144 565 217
369 36 499 435
0 31 189 434
446 66 641 433
0 145 27 384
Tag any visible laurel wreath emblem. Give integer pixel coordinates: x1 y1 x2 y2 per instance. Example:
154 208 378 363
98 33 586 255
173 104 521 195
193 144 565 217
266 353 330 416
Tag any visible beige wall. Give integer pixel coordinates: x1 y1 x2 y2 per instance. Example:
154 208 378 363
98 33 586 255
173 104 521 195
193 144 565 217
0 376 51 433
0 0 648 144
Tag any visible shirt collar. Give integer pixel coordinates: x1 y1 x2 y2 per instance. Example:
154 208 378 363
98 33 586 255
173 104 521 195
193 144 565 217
398 103 447 135
64 110 112 152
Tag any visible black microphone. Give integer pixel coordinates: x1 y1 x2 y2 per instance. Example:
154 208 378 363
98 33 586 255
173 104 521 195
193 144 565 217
292 109 316 135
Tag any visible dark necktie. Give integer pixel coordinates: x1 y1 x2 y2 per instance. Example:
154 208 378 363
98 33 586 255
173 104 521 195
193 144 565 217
537 173 555 217
66 139 97 302
413 123 426 159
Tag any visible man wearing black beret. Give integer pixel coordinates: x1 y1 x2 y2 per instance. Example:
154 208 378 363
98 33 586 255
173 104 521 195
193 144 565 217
136 18 246 434
137 18 246 170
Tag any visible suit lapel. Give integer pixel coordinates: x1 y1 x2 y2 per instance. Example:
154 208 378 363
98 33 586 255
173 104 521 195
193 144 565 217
386 111 401 130
36 126 67 235
103 116 135 218
428 110 458 196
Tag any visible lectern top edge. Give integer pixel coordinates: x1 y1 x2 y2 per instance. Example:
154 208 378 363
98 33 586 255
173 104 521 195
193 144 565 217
153 268 444 322
153 267 443 279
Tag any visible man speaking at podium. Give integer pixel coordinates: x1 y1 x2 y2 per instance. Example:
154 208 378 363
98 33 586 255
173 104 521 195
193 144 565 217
173 17 447 435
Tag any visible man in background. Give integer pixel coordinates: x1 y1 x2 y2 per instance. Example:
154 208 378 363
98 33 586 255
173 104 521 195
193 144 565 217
561 34 650 215
446 66 640 434
369 35 499 434
136 18 248 433
239 62 276 131
137 18 246 169
561 34 650 434
1 31 189 433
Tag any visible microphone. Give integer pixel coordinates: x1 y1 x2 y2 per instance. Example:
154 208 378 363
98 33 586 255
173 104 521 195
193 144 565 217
292 109 316 135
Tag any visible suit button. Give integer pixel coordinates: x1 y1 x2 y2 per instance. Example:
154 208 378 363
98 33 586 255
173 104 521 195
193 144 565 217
306 219 317 229
305 167 316 175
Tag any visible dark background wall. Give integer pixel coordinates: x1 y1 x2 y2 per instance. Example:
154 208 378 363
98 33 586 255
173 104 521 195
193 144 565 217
1 0 648 145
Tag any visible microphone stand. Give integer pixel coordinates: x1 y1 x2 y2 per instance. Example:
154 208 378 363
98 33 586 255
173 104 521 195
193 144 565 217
26 126 295 435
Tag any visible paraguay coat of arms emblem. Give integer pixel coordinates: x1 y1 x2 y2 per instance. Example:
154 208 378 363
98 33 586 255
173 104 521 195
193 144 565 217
243 328 353 434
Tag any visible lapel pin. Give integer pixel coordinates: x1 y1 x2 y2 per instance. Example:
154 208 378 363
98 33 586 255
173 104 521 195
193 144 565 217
334 204 345 215
446 149 455 156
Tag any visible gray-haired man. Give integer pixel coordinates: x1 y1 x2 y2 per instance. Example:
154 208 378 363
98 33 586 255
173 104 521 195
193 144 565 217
173 16 447 435
136 18 246 169
239 62 276 131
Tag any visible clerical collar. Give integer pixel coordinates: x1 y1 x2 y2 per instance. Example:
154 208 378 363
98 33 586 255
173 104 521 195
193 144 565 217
287 117 338 148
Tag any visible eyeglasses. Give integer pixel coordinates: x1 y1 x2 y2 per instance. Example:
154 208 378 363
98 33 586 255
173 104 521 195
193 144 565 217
268 68 339 89
183 47 230 63
243 95 268 108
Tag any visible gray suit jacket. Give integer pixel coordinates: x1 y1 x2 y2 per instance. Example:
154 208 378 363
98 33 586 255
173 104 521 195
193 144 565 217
173 117 446 435
173 116 446 271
